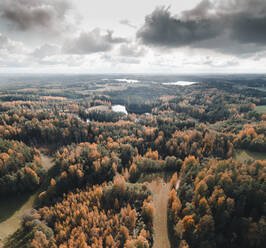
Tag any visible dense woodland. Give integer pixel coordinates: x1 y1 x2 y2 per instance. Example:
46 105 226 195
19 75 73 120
0 138 43 196
0 77 265 248
168 157 265 248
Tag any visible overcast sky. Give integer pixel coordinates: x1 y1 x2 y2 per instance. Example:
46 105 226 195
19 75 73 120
0 0 266 73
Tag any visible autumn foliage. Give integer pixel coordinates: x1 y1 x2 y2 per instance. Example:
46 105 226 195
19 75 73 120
168 158 266 248
25 178 153 247
0 138 42 196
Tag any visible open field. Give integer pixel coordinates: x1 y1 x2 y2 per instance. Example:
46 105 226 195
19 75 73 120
255 105 266 113
0 194 36 241
40 153 54 171
0 153 54 243
139 173 173 248
233 149 266 163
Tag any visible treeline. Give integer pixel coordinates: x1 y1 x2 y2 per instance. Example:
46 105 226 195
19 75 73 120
0 93 259 162
168 99 230 123
6 176 154 248
165 128 233 159
37 142 120 206
80 109 125 123
0 138 43 196
168 157 266 248
37 142 182 207
164 85 263 124
87 121 233 160
0 110 89 147
234 123 266 152
0 95 40 102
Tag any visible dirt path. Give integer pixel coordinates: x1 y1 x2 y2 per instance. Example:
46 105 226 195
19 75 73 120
233 149 266 163
146 177 181 248
147 178 171 248
176 179 181 190
40 153 54 171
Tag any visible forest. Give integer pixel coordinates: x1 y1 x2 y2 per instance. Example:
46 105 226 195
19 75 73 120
0 76 265 248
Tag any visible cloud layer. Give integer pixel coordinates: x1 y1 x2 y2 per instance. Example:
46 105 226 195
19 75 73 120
0 0 71 34
63 29 127 54
137 0 266 54
119 19 137 29
0 0 266 73
0 33 28 54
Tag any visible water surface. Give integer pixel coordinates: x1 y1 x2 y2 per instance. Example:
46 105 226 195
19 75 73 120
112 105 128 115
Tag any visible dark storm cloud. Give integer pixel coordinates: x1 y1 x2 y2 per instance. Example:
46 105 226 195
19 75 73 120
63 29 127 54
230 15 266 44
0 0 71 32
137 0 266 54
137 6 220 47
182 0 214 21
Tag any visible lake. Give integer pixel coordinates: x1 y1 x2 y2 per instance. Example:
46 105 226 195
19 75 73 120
111 105 128 115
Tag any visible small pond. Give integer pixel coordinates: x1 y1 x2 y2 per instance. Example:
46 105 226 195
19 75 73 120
112 105 128 115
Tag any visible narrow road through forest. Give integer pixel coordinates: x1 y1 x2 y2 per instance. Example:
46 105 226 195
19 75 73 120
40 153 54 171
147 178 181 248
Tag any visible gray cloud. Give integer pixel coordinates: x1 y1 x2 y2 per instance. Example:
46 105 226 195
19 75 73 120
63 29 127 54
119 19 137 29
137 0 266 55
31 44 60 58
0 33 30 68
119 43 147 57
137 6 220 47
0 34 10 49
182 0 214 21
0 33 27 54
199 56 239 67
101 54 140 65
0 0 71 33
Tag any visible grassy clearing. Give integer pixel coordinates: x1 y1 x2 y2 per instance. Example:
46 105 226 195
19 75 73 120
233 149 266 163
255 105 266 113
40 153 54 171
143 174 172 248
87 105 110 112
0 154 53 243
0 194 36 242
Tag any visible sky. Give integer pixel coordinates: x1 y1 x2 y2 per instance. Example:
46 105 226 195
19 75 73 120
0 0 266 74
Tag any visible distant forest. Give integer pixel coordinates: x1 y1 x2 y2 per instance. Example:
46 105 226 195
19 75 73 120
0 76 265 248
